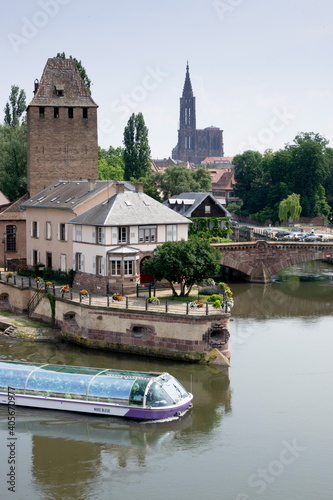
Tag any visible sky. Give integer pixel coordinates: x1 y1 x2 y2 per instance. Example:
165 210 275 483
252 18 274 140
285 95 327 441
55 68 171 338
1 0 333 160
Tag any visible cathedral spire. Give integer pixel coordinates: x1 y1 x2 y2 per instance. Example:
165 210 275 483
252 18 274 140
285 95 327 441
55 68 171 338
182 62 193 97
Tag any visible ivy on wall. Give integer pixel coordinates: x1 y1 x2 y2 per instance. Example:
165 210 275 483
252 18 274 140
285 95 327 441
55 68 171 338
188 217 231 239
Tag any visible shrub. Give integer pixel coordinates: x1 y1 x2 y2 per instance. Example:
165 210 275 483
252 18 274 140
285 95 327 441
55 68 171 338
207 294 223 302
213 299 222 309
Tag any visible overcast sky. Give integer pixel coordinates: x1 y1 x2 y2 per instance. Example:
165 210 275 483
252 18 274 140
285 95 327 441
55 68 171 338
1 0 333 159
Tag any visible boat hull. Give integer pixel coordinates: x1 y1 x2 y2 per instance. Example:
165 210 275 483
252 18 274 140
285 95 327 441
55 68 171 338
1 392 193 421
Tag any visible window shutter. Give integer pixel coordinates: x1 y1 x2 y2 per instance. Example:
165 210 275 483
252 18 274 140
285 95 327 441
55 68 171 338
101 227 105 244
37 222 40 238
93 256 96 273
73 253 76 271
167 225 172 241
130 226 136 244
92 226 96 243
81 254 85 272
37 251 40 263
101 257 105 276
30 221 33 237
65 224 68 241
112 227 117 245
57 224 60 241
30 249 33 265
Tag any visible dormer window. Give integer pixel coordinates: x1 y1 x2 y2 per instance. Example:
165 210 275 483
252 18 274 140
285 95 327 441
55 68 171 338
55 85 64 97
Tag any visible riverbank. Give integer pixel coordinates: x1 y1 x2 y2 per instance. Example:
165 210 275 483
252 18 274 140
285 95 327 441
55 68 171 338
0 309 62 342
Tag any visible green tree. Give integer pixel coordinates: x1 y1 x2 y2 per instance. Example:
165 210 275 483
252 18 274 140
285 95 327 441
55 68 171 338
55 52 92 93
323 147 333 222
158 165 211 201
98 146 124 181
4 85 26 127
286 132 329 217
0 122 27 201
192 167 212 192
279 193 302 222
143 237 221 296
233 150 265 214
0 85 27 200
129 173 161 201
123 113 151 180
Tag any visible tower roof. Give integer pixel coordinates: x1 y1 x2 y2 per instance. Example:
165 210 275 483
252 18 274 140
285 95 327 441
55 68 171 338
182 62 193 97
28 58 98 108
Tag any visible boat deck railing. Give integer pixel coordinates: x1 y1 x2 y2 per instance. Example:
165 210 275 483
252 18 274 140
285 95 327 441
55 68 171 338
0 274 230 317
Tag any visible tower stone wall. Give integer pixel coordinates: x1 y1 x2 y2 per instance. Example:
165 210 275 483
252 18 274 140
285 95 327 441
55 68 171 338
27 58 99 196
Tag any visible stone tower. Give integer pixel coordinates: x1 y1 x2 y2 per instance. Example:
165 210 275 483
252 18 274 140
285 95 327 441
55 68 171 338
172 63 224 165
27 58 99 196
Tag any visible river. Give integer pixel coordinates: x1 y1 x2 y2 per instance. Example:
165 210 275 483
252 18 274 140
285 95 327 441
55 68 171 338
0 260 332 500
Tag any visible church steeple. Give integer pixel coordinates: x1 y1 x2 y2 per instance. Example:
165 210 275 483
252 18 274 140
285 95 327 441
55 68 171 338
182 61 193 97
179 62 196 131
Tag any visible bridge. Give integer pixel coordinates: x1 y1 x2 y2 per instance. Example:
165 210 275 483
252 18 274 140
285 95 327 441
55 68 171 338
213 240 333 283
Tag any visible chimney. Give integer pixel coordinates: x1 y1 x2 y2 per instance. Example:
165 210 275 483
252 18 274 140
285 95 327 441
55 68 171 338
116 182 125 194
135 182 144 193
88 179 96 191
34 79 39 94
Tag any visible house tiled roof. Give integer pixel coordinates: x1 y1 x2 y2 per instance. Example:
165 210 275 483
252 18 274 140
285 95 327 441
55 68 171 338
211 170 234 188
165 192 231 218
0 193 29 221
69 191 190 226
28 58 98 108
202 156 234 164
21 180 134 211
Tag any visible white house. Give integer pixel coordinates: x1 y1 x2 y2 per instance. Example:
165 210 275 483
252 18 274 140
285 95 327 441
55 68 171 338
69 183 191 292
21 179 134 273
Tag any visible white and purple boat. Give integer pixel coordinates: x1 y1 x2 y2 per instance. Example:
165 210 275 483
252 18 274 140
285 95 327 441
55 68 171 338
0 361 193 421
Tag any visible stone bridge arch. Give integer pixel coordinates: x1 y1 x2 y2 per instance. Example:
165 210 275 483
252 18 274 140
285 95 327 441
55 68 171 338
213 240 333 283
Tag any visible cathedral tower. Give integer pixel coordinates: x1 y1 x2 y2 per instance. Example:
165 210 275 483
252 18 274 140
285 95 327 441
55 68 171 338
172 64 224 164
27 58 99 196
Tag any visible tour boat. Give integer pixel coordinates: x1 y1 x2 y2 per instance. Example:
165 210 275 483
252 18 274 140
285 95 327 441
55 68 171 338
0 361 193 421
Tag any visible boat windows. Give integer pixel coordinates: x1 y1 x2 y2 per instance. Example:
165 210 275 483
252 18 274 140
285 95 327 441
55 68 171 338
145 382 174 407
0 362 41 391
129 379 150 406
88 375 135 402
159 374 188 402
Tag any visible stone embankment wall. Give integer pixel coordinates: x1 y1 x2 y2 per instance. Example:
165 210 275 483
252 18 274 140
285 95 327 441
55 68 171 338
0 283 230 365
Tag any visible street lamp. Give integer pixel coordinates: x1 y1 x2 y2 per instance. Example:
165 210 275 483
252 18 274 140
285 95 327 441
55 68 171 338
2 233 6 272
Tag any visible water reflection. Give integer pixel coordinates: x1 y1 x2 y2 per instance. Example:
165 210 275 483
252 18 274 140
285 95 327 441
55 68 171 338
231 261 333 319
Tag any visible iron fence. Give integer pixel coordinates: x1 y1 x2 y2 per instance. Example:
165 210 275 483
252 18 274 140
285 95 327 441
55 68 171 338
0 273 230 317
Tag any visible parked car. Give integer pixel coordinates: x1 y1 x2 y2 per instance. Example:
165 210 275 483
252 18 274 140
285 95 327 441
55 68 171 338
275 231 290 239
230 220 238 227
263 228 274 237
286 232 304 240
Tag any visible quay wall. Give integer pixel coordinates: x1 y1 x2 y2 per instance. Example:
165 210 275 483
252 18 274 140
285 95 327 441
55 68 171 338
0 283 230 365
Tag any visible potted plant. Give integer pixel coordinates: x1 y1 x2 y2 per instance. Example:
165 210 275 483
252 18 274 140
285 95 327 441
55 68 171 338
79 289 89 298
6 272 12 282
112 293 123 302
149 296 160 305
35 276 44 286
61 285 70 294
